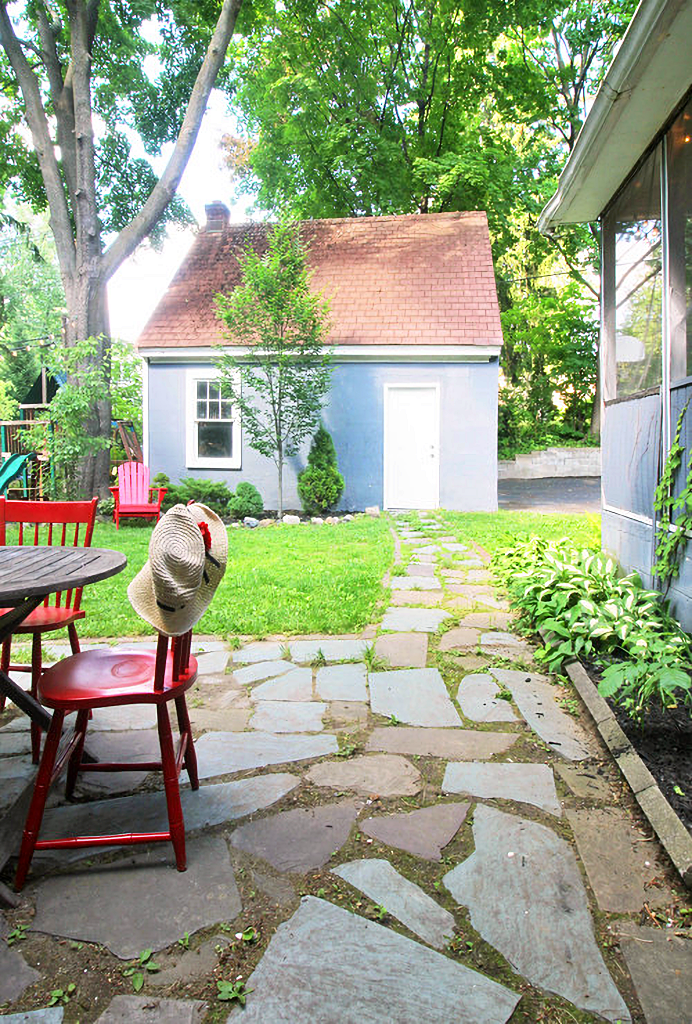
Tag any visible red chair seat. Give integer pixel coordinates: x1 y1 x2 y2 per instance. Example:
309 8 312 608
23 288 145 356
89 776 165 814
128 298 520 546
117 503 160 515
39 648 198 708
0 605 86 632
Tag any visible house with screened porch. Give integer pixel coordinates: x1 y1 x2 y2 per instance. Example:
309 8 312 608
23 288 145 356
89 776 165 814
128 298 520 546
136 208 503 513
540 0 692 627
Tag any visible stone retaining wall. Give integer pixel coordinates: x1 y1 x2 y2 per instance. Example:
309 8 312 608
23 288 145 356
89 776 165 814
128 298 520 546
498 446 601 480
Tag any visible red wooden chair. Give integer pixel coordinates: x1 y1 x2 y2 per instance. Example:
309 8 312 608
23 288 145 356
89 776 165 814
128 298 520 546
110 463 167 529
0 496 98 762
14 630 198 890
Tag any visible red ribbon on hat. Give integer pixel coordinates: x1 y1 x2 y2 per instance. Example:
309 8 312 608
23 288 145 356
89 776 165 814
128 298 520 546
198 521 212 551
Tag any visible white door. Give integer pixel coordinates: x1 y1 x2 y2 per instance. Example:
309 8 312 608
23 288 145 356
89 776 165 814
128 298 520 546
384 384 439 509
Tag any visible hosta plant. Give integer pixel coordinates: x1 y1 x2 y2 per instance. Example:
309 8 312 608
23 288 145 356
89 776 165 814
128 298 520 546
493 537 692 719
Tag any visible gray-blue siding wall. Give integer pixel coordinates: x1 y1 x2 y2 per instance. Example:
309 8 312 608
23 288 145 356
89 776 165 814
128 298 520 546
145 359 499 512
602 386 692 631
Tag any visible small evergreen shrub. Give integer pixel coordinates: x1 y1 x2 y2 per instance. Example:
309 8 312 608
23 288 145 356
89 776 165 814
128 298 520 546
157 475 232 516
228 481 264 519
298 426 344 515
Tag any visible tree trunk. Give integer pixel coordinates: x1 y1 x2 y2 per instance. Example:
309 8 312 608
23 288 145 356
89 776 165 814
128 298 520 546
590 368 601 437
277 454 284 519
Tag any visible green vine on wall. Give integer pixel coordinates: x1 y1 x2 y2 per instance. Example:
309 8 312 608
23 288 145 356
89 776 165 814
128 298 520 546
653 399 692 586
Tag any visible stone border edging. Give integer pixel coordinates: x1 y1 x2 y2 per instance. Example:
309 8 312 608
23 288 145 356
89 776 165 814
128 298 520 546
565 659 692 890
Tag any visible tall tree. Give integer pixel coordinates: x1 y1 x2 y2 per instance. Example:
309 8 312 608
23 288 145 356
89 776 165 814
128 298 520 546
214 220 332 517
0 0 243 495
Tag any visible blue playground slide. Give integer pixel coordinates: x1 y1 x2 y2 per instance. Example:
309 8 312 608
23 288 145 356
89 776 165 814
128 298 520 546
0 452 36 496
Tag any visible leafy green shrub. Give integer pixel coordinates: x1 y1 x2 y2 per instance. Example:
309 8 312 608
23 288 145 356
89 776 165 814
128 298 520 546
156 475 232 516
228 481 264 519
98 497 115 518
298 426 344 515
494 537 692 719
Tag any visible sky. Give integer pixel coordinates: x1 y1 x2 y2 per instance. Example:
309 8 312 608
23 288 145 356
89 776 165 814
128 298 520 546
107 91 257 344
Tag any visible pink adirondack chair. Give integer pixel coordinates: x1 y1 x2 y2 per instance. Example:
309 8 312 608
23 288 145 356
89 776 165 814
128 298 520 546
109 463 167 529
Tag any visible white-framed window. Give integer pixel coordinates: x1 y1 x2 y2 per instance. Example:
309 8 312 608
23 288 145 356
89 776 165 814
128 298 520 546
186 369 241 469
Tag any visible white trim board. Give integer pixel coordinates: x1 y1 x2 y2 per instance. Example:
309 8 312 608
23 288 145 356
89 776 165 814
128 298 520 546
141 344 501 365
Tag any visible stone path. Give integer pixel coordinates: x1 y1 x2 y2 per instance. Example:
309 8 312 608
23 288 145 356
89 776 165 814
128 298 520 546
0 510 690 1022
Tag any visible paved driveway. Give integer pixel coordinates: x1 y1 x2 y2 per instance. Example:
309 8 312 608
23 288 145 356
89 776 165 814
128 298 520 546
498 476 601 513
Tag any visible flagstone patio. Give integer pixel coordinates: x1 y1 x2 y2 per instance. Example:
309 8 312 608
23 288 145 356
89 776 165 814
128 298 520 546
0 512 690 1022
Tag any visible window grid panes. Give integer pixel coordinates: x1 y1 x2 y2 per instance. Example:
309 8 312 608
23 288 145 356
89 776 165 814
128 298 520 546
612 146 663 399
194 379 234 460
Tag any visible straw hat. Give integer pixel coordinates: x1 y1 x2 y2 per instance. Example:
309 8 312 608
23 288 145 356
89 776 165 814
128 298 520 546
128 503 228 637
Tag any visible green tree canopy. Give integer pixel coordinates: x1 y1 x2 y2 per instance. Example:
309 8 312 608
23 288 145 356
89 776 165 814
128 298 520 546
214 220 332 517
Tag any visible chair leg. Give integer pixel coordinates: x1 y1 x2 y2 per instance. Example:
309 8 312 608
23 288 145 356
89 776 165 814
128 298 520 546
30 633 42 764
157 703 186 871
15 710 65 891
67 623 81 655
0 637 9 711
175 695 199 791
65 709 89 800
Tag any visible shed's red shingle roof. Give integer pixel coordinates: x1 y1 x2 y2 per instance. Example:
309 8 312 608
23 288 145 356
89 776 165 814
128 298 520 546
136 211 503 350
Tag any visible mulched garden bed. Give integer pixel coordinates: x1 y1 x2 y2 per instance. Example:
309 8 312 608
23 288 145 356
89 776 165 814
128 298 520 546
584 663 692 833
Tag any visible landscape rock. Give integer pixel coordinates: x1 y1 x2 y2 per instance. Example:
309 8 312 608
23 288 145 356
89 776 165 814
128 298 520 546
243 517 259 528
365 506 380 516
282 514 300 525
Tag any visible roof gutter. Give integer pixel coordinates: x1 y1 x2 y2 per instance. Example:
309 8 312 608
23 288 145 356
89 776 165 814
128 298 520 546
538 0 686 232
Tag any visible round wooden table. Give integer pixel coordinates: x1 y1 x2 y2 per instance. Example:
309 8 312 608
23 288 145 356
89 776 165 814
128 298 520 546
0 546 127 728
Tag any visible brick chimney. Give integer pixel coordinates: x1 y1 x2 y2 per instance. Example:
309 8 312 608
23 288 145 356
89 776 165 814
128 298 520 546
205 201 230 233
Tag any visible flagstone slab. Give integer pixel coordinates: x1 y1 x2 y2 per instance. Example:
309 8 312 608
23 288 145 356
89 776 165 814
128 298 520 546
441 543 470 552
95 996 207 1024
391 590 445 607
316 664 368 701
556 764 614 801
462 612 513 631
36 775 300 869
1 1012 64 1023
189 708 251 732
250 701 326 733
31 835 241 959
491 670 591 761
233 641 284 664
326 701 369 725
250 668 313 702
381 607 451 633
306 754 421 797
457 674 518 723
366 726 517 760
409 553 436 564
334 859 455 948
405 562 435 577
195 731 338 778
443 762 562 817
391 577 442 591
231 896 521 1024
0 729 31 756
373 633 428 669
444 583 496 597
565 808 673 912
195 650 230 675
0 917 41 1004
89 704 157 731
361 802 470 860
438 626 482 652
370 668 462 727
73 728 160 796
232 660 294 686
289 638 369 663
444 806 630 1023
480 632 533 658
230 800 358 871
618 922 692 1024
466 570 494 583
411 545 441 555
0 754 35 813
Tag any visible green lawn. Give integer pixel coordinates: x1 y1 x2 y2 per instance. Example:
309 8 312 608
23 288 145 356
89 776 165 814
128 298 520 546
435 510 601 555
79 516 394 638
